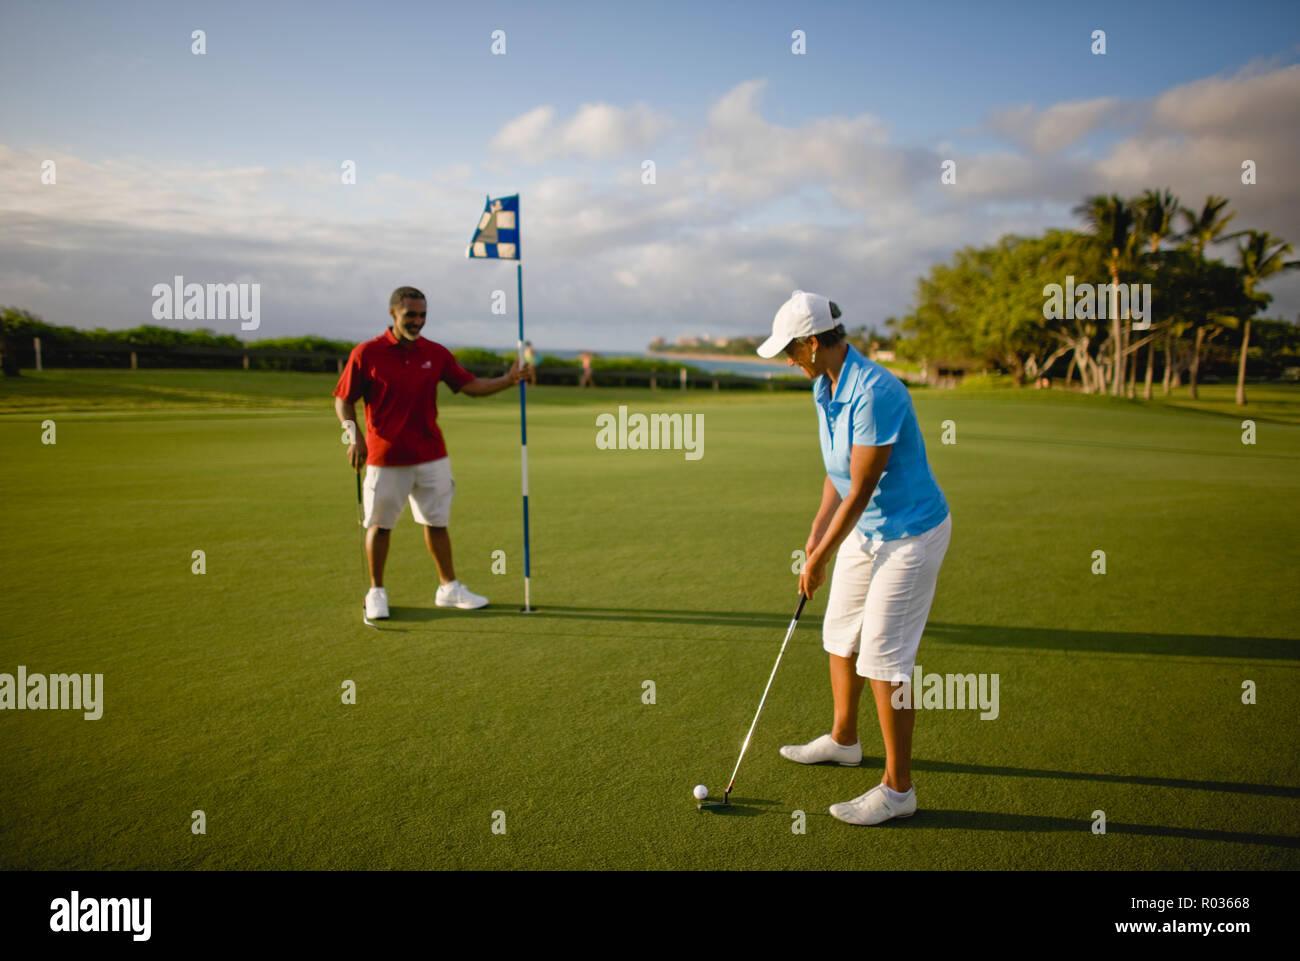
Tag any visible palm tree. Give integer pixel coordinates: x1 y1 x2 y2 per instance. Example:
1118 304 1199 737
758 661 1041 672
1179 196 1236 256
1224 231 1300 405
1174 197 1237 399
1074 194 1140 395
1136 189 1180 398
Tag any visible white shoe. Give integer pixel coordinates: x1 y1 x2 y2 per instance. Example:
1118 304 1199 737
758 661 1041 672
365 587 389 620
779 733 862 766
435 580 488 609
830 783 917 825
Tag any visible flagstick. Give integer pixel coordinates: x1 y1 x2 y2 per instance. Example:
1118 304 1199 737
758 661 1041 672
517 260 533 613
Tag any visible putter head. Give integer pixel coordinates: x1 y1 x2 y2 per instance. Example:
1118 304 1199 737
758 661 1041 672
697 786 733 811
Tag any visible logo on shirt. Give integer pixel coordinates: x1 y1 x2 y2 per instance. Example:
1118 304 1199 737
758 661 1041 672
422 361 432 369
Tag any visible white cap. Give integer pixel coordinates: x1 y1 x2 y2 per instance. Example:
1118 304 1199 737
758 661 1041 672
756 290 840 358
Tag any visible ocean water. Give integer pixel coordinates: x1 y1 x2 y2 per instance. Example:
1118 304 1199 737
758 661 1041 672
461 346 796 378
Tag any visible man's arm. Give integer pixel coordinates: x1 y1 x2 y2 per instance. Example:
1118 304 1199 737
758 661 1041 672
459 358 534 397
799 444 892 599
335 396 366 470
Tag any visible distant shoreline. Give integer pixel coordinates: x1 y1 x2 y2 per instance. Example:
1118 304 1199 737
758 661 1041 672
646 350 781 367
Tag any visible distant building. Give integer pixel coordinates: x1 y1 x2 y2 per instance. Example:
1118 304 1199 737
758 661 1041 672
925 358 977 388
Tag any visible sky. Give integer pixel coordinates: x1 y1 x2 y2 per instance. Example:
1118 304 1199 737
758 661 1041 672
2 0 1298 351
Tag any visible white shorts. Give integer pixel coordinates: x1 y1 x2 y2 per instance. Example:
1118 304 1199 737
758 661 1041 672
822 513 951 682
363 458 455 529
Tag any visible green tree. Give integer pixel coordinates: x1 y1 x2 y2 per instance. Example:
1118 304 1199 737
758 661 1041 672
1135 188 1181 398
1173 196 1237 397
1220 231 1300 405
1154 248 1251 399
1073 195 1141 395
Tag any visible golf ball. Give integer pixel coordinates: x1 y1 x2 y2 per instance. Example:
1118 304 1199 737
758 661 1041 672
693 784 709 801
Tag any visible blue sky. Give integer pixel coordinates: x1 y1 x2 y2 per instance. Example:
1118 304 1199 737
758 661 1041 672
2 0 1298 349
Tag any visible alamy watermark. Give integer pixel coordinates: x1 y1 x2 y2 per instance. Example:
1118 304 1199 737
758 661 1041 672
889 665 999 720
595 405 704 461
50 891 150 941
1042 276 1152 330
0 666 103 719
151 274 260 330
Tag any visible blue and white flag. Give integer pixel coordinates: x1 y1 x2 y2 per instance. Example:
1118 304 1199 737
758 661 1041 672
465 194 520 260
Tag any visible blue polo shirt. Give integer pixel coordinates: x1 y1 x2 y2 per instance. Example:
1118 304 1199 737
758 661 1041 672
815 345 948 545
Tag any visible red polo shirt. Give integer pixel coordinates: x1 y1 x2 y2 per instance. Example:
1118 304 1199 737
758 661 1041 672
333 328 475 466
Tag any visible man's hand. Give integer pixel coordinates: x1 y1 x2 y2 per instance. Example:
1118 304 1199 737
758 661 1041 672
461 361 536 397
508 358 536 385
347 440 367 471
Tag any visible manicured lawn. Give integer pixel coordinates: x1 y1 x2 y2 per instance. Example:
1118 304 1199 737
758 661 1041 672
1 371 1296 868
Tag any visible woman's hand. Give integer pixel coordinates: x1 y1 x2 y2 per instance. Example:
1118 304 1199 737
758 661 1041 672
798 551 828 600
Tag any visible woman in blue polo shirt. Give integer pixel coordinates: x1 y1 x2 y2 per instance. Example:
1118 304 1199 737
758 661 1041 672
756 291 952 826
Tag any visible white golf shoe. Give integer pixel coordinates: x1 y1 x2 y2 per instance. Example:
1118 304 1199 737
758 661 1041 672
364 587 389 620
779 733 862 766
829 783 917 825
435 580 489 609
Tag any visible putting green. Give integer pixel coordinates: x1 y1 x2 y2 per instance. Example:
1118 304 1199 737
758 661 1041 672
1 371 1296 869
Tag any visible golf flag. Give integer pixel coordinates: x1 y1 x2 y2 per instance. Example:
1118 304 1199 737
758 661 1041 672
466 193 533 612
466 194 520 261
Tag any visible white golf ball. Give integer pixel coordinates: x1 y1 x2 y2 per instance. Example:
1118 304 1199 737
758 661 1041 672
693 784 709 801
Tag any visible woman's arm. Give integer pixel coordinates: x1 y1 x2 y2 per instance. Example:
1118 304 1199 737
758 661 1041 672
799 444 893 599
806 476 842 557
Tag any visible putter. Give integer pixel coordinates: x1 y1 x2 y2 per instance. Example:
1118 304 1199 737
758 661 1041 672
357 470 379 629
700 592 808 810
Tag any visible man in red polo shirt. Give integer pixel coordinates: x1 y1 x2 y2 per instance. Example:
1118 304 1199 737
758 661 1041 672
334 286 532 620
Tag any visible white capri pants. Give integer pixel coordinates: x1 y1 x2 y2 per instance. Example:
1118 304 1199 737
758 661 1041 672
363 457 455 529
822 513 951 682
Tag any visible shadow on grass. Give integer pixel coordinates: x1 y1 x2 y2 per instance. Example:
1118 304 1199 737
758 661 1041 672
391 605 1299 661
834 809 1300 849
695 797 776 817
923 622 1299 661
862 756 1300 800
962 430 1300 459
386 604 793 629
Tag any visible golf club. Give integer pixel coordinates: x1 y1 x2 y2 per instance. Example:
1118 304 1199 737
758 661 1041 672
700 591 807 810
357 470 378 629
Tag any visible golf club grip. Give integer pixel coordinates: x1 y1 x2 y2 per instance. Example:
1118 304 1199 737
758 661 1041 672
794 592 807 620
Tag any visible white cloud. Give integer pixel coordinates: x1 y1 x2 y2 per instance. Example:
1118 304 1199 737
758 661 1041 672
701 79 896 206
4 62 1298 351
490 102 669 162
490 106 556 157
987 97 1121 154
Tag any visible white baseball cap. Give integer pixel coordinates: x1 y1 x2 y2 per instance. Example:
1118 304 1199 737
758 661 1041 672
756 290 841 358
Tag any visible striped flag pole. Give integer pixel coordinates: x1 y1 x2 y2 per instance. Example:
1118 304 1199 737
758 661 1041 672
516 260 533 612
467 193 532 611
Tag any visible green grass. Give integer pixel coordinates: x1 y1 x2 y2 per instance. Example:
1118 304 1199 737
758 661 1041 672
1151 382 1300 425
1 370 1297 869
